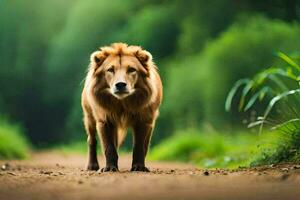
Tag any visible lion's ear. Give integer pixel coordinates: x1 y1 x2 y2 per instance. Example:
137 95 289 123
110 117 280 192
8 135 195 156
135 50 152 68
90 50 109 68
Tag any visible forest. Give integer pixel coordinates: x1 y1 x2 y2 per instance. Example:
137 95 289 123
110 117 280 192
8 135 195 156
1 0 300 168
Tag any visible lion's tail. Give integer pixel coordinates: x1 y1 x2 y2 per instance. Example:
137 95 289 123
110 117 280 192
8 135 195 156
117 128 127 148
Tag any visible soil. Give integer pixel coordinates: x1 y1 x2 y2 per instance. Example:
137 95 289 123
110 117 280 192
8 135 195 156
0 152 300 200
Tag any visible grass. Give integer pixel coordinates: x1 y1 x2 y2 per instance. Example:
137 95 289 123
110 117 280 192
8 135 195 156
0 118 31 159
53 140 87 154
226 52 300 166
251 121 300 166
149 129 276 169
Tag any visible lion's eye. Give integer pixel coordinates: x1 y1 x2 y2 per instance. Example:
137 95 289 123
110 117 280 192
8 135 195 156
127 67 136 73
107 67 114 73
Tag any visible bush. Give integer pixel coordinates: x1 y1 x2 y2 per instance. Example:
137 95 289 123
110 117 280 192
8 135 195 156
149 129 263 168
176 0 236 54
0 0 75 144
154 56 206 142
160 16 300 135
114 4 180 59
201 16 300 125
227 52 300 166
0 118 31 159
251 127 300 166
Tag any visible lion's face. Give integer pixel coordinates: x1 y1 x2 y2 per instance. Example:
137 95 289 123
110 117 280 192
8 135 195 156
91 52 149 101
87 43 156 111
103 55 145 99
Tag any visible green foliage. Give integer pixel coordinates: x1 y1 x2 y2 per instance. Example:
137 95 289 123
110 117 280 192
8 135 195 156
251 122 300 166
0 118 31 159
201 16 300 125
161 16 300 136
53 141 87 155
176 16 210 54
115 4 180 59
226 53 300 113
227 52 300 165
155 56 206 140
0 0 79 144
1 0 300 147
149 129 262 168
176 0 236 54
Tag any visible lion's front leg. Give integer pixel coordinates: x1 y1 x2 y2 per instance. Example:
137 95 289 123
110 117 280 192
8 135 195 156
83 112 99 171
131 122 153 172
97 121 119 172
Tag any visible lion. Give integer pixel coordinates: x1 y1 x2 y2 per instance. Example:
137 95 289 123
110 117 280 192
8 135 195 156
81 43 163 172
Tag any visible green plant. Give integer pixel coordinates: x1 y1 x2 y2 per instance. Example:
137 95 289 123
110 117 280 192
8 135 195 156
226 52 300 165
149 129 261 168
0 118 31 159
159 16 300 138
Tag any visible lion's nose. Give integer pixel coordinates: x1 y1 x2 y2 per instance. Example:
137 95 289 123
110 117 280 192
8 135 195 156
115 82 127 91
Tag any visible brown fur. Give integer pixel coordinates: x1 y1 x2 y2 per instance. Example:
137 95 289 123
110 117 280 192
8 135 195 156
81 43 163 172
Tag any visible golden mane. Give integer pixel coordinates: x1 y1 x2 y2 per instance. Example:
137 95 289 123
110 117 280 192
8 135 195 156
99 43 142 57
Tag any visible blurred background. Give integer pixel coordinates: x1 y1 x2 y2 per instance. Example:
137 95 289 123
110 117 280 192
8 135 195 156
0 0 300 167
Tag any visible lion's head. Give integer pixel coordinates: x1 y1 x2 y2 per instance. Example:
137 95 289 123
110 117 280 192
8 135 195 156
88 43 155 111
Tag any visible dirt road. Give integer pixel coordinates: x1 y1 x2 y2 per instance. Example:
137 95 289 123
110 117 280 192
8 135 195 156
0 152 300 200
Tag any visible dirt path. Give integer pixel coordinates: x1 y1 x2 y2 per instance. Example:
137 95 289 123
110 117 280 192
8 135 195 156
0 152 300 200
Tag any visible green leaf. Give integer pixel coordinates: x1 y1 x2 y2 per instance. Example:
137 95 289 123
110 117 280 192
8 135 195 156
286 67 298 80
225 79 250 112
252 67 287 89
247 120 264 128
259 89 300 133
268 74 289 92
239 81 254 111
277 52 300 72
244 87 269 111
270 118 300 131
